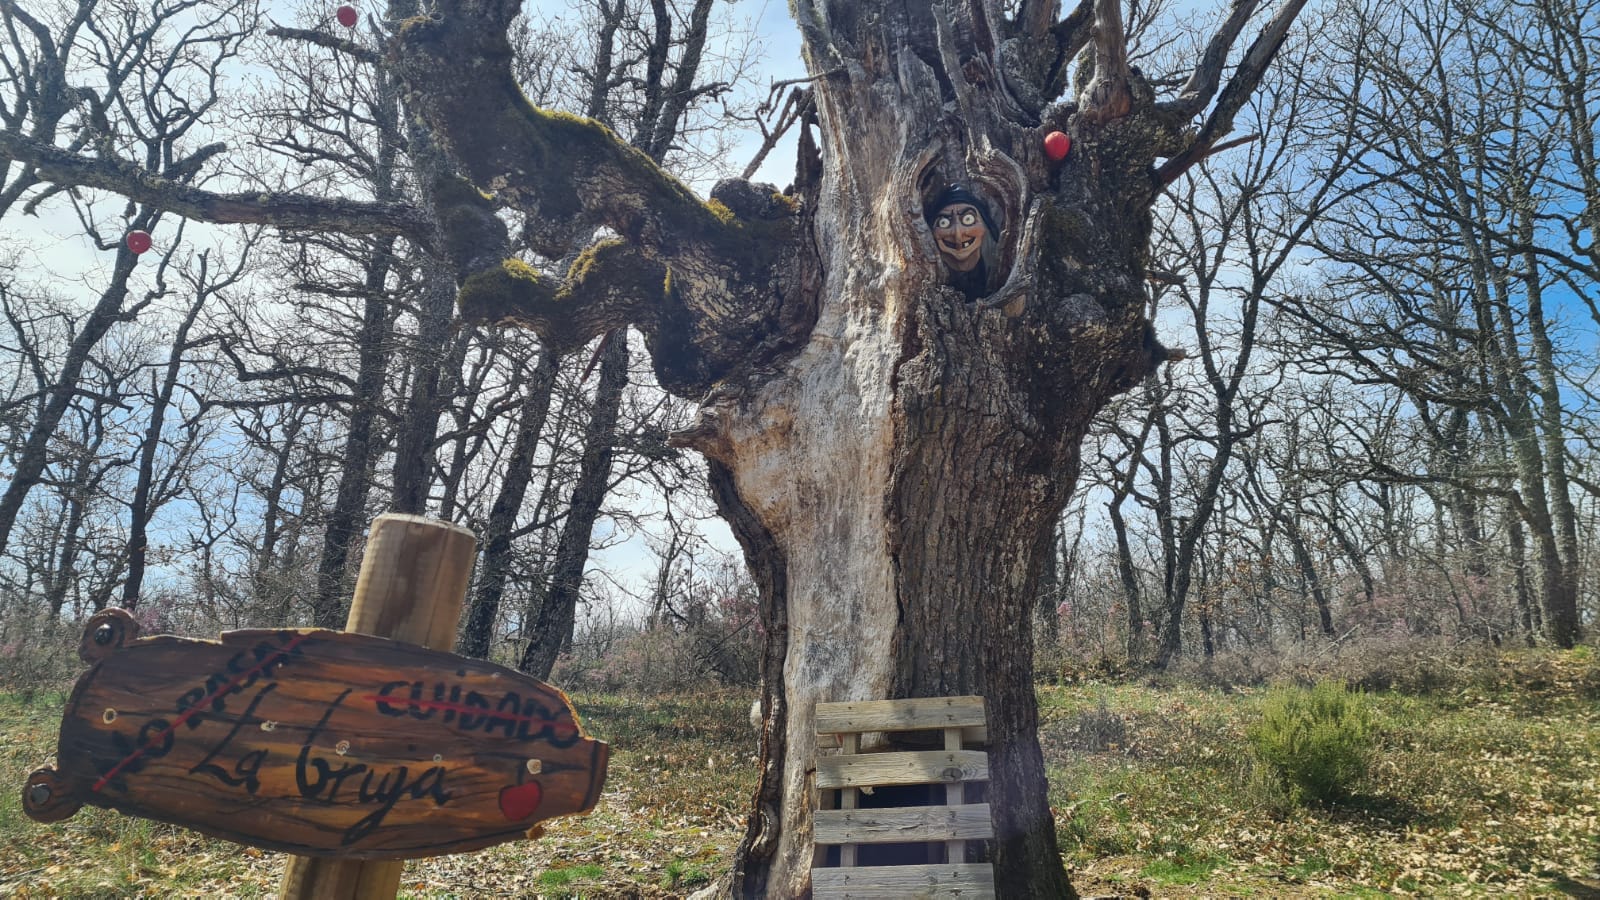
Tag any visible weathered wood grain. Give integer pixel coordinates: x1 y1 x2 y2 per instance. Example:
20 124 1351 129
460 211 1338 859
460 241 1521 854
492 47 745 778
811 862 996 898
813 803 994 845
23 608 608 860
814 697 987 736
814 750 989 790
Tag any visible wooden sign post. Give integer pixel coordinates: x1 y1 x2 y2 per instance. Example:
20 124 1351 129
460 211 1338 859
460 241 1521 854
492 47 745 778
21 514 609 900
280 513 475 900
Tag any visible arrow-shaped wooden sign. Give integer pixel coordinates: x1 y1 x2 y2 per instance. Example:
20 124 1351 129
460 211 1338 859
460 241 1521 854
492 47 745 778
24 607 608 860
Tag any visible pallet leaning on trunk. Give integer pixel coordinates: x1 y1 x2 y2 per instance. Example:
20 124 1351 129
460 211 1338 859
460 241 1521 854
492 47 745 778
811 696 995 899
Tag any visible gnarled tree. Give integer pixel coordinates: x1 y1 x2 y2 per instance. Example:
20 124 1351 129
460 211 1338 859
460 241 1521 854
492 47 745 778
3 0 1310 893
390 0 1307 895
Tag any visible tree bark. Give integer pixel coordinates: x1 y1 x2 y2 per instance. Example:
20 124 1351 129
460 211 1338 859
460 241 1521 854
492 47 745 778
1110 393 1160 660
1035 523 1064 647
389 257 456 514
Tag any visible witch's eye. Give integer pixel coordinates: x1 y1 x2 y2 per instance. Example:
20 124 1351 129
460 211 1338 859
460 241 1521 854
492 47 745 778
936 216 953 229
959 211 978 227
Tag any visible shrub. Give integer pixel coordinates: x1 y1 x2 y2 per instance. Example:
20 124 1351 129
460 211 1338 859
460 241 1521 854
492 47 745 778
1066 700 1129 752
1248 680 1373 807
0 605 79 703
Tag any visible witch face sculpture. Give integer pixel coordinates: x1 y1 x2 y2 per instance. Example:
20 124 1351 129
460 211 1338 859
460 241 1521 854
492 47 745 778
924 184 1001 297
932 202 987 272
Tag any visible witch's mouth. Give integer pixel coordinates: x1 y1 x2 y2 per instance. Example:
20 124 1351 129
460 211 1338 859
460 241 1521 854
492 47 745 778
943 238 976 250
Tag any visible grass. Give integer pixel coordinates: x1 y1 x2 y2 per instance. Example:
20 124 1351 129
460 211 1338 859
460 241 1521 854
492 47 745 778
536 863 606 888
1051 648 1600 897
3 650 1598 897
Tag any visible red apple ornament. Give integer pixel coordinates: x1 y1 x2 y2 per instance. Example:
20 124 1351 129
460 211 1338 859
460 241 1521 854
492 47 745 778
336 4 357 27
1044 130 1071 162
125 230 152 255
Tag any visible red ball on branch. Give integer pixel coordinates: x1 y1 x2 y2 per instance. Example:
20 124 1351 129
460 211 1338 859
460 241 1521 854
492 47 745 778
336 5 358 27
125 230 152 255
1044 131 1072 162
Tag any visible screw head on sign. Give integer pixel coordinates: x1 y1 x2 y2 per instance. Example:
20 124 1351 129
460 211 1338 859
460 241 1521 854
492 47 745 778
1044 131 1071 162
125 230 152 255
336 4 357 27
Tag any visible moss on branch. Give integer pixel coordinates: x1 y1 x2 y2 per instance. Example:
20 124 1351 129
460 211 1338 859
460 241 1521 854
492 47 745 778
431 174 508 276
394 8 819 395
395 13 731 261
458 245 669 354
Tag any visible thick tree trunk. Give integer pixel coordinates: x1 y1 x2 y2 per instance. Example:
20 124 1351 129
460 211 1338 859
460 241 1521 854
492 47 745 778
673 21 1160 895
697 282 1125 899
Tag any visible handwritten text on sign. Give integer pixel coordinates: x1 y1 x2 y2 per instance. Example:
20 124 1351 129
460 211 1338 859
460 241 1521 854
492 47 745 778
23 609 608 859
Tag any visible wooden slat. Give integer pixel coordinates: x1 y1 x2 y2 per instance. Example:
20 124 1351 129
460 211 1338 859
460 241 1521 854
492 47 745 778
812 863 995 899
814 804 993 845
839 733 859 867
817 725 988 751
944 727 965 863
816 697 987 736
816 750 988 790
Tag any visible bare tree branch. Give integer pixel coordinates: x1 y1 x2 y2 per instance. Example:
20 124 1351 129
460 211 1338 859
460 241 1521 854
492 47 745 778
1155 0 1310 182
740 88 812 180
0 127 431 238
265 25 381 65
394 2 749 263
1158 0 1263 119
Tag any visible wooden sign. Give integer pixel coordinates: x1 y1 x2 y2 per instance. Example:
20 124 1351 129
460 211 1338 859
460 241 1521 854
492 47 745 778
23 608 608 860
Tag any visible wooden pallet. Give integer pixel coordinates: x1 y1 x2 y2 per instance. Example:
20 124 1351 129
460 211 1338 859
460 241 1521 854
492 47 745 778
812 696 994 899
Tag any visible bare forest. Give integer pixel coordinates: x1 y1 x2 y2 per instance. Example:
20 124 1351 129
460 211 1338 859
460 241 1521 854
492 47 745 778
0 0 1596 895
